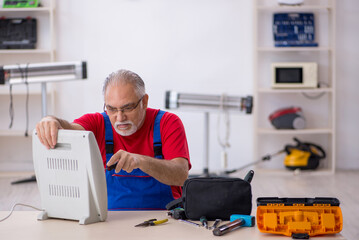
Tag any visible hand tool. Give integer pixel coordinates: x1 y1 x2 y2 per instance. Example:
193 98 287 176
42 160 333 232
243 170 254 183
209 219 222 230
178 219 201 227
200 216 208 229
135 218 168 227
167 208 186 220
106 162 118 171
213 215 255 236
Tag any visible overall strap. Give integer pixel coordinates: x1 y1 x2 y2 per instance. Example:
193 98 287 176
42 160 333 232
101 112 114 161
102 110 165 159
153 110 166 159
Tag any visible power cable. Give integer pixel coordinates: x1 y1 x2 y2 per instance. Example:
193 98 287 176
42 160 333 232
24 64 30 137
9 64 30 137
217 93 231 169
301 82 329 100
8 84 14 129
0 203 43 222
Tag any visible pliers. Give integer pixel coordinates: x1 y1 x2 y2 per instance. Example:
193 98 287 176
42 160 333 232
135 218 168 227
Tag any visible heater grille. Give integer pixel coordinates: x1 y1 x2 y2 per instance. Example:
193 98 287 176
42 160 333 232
46 157 81 198
47 157 79 171
48 184 80 198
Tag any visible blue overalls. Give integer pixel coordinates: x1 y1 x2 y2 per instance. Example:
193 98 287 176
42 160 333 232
101 110 175 210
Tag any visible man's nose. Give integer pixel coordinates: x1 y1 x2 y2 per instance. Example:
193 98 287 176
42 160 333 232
116 110 127 122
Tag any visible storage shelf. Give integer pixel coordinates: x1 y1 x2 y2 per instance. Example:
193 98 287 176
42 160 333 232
0 7 52 12
257 47 331 52
258 88 332 93
257 5 332 12
0 0 55 172
0 49 53 54
253 0 336 173
257 128 333 135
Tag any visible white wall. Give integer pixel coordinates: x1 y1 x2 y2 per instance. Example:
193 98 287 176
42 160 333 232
335 0 359 169
52 0 254 174
40 0 359 172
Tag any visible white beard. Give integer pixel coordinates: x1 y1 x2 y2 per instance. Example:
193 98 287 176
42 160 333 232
114 120 138 136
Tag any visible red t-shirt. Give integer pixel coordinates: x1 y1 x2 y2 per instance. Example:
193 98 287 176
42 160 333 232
73 108 191 199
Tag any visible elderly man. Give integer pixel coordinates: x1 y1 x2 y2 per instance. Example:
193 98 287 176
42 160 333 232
36 69 190 210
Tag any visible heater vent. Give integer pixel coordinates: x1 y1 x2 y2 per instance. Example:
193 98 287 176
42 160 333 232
48 184 80 198
47 157 79 171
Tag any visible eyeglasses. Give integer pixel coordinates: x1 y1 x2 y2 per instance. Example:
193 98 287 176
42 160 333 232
104 96 144 115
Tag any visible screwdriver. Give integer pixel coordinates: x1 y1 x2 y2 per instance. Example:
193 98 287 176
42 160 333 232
210 219 222 230
178 219 201 227
200 216 208 229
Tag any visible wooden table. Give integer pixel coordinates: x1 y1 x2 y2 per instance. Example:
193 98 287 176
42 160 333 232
0 211 346 240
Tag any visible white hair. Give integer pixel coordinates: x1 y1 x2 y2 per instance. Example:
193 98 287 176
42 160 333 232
103 69 145 98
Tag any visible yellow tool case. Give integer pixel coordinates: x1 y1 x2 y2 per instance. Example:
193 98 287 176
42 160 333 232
256 197 343 239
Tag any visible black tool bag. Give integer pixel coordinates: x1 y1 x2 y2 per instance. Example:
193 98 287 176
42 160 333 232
166 171 253 221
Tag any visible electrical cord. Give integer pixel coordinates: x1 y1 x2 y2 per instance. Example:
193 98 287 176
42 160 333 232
217 93 231 169
8 84 14 129
8 64 30 137
217 93 231 149
24 64 30 137
302 92 326 100
0 203 43 222
301 82 329 100
17 64 30 137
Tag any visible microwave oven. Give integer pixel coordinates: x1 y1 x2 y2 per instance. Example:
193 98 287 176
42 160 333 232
271 62 318 89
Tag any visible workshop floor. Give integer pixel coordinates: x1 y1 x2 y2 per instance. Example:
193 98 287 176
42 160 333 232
0 170 358 239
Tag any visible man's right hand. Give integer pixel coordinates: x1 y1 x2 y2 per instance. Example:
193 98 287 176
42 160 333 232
35 116 63 149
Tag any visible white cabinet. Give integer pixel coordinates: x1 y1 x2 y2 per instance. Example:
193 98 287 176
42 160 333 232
0 0 55 171
253 0 336 173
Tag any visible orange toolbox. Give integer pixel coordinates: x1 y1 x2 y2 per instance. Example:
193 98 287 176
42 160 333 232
256 197 343 239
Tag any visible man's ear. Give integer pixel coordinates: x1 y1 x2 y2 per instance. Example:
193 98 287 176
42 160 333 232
142 94 149 109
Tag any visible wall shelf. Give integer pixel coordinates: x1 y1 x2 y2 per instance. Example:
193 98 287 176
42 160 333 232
0 7 52 12
257 47 331 52
257 88 332 93
257 128 333 135
0 49 53 54
257 6 332 12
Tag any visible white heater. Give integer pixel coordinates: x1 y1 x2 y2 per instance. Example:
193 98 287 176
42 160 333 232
32 129 107 225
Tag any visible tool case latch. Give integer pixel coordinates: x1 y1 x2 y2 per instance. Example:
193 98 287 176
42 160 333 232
292 233 309 239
